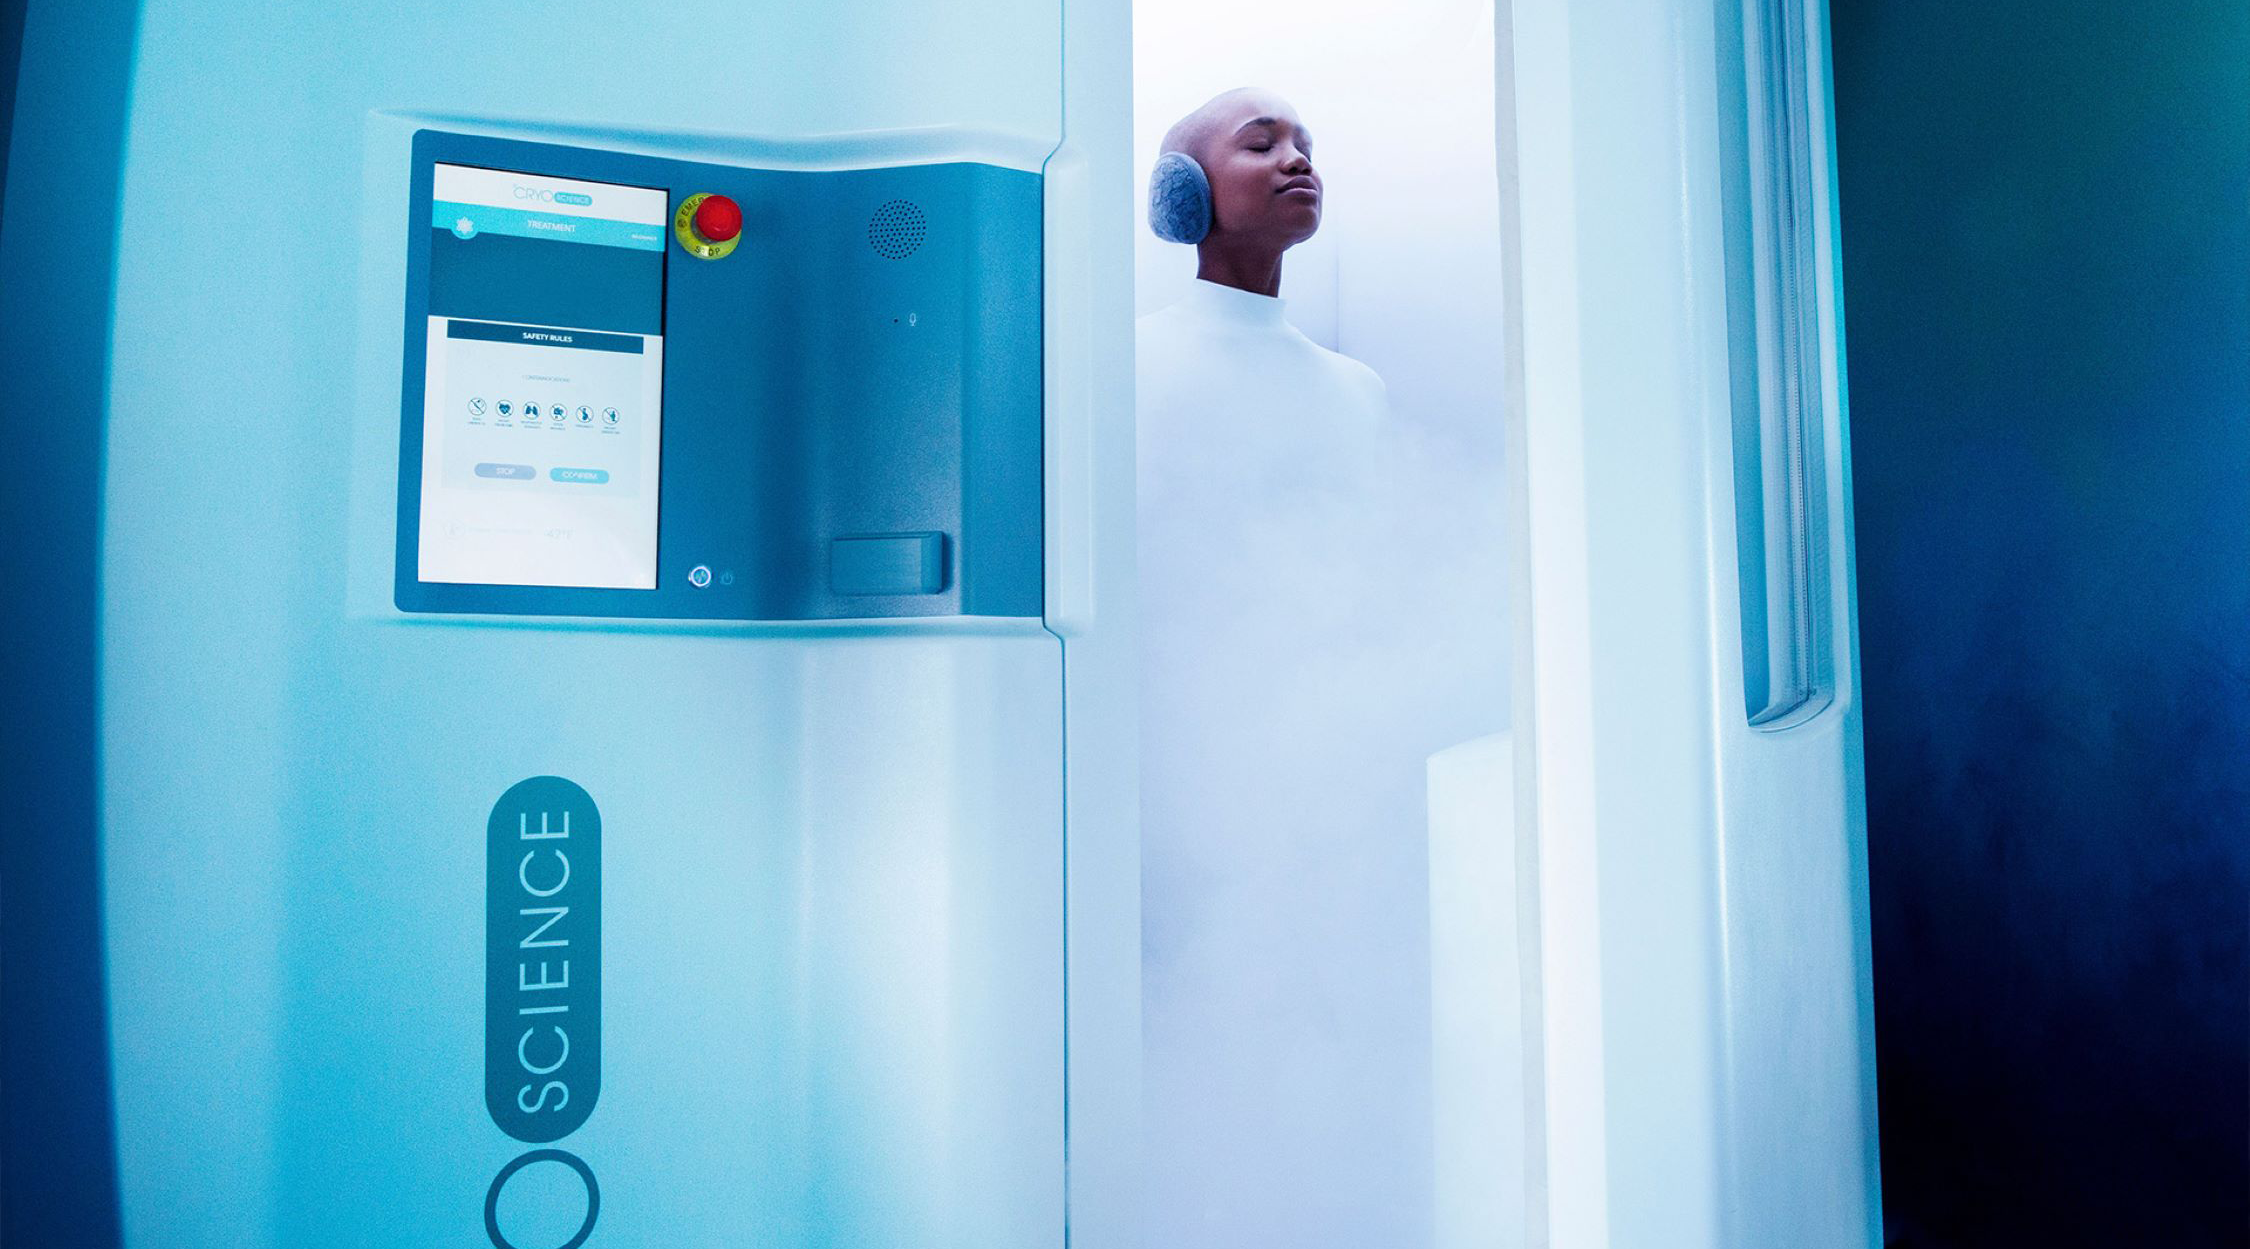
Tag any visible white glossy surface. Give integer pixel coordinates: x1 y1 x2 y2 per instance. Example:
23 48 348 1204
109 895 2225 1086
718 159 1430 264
1499 0 1877 1245
95 2 1079 1245
1046 2 1142 1245
1428 733 1526 1249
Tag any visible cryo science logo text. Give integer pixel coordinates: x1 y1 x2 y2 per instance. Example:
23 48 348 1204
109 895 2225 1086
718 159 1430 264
514 184 594 206
485 777 603 1249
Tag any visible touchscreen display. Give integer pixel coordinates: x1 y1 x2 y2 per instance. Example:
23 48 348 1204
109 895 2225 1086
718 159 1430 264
416 164 667 590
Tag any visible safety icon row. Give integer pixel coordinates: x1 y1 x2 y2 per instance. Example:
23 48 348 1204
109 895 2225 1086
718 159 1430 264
467 397 621 426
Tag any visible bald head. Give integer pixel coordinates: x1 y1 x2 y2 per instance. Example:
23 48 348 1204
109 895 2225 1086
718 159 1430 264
1162 87 1283 166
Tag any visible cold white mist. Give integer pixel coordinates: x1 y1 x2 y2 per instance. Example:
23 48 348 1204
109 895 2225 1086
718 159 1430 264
1133 1 1517 1243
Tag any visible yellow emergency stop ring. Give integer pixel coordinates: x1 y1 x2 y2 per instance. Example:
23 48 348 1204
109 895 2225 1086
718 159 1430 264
673 193 740 261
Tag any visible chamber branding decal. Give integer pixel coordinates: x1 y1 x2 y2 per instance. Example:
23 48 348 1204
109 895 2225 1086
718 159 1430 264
514 184 594 206
485 776 602 1248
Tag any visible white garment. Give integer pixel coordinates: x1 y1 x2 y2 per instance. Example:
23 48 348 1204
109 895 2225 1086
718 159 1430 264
1138 279 1462 1249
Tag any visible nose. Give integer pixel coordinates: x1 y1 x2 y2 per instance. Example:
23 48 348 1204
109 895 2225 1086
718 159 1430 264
1281 146 1313 175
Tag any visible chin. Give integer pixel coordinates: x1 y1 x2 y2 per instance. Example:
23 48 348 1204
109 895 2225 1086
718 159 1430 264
1279 210 1322 246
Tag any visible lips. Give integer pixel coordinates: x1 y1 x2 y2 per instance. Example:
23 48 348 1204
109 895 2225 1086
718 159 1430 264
1277 176 1320 197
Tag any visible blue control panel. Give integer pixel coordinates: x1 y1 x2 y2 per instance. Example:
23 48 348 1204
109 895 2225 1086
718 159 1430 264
394 130 1044 620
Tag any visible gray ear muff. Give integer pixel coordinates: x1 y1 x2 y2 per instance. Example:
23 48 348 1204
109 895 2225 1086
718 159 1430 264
1147 151 1212 245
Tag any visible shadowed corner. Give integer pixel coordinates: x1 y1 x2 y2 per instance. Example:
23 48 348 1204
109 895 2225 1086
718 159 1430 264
1 0 139 1243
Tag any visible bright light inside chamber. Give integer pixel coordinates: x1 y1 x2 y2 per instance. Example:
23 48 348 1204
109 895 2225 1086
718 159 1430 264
1133 0 1518 1244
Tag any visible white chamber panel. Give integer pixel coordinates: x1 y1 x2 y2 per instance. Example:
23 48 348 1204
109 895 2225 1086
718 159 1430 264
1500 0 1876 1245
97 2 1068 1246
1429 733 1526 1249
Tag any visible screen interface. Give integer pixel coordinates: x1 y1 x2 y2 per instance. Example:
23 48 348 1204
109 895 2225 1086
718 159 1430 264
416 163 667 590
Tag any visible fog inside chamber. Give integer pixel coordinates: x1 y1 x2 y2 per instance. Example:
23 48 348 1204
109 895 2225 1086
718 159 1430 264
1132 2 1522 1244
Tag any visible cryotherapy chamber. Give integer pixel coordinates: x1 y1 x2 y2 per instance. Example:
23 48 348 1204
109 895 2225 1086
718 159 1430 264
4 0 1877 1244
4 1 1138 1246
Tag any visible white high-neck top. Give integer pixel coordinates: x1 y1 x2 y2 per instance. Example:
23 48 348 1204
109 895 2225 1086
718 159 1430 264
1136 279 1392 512
1136 278 1448 1248
1166 273 1294 326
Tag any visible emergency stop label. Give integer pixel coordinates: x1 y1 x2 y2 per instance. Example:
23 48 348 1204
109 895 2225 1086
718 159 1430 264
487 776 601 1143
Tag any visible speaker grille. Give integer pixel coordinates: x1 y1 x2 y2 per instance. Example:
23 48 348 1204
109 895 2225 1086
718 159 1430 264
868 199 927 260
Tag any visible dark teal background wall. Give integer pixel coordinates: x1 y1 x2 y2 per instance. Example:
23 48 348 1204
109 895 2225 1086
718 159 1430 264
1 0 24 211
1 0 133 1241
1830 1 2250 1244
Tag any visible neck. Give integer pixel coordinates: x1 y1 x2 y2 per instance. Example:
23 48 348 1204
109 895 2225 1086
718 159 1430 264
1195 241 1285 298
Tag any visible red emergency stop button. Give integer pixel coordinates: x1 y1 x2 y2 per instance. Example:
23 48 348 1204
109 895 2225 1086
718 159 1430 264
673 192 742 260
693 194 741 243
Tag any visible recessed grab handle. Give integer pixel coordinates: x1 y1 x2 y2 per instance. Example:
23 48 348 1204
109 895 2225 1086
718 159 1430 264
1724 0 1835 730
